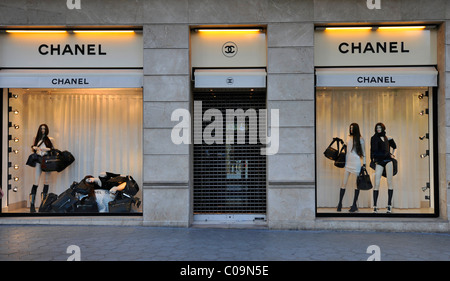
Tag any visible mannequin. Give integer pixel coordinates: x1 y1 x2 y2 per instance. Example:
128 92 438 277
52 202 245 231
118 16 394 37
337 123 366 212
370 123 397 213
28 124 54 213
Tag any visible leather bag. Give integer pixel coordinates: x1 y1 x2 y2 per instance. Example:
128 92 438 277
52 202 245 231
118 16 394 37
324 137 343 161
334 144 347 168
356 167 373 190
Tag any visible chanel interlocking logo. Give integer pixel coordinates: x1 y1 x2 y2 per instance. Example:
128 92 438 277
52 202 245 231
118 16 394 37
222 42 238 58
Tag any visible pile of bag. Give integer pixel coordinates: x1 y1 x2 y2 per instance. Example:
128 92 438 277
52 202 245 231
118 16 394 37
39 173 141 213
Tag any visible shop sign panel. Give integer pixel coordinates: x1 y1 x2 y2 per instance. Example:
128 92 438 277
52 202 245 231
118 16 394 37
0 30 143 68
314 27 437 67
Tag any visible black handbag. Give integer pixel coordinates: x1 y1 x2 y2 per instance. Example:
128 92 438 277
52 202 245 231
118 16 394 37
50 188 78 213
122 176 140 196
74 196 99 213
26 153 41 167
108 193 141 213
41 149 75 172
324 138 343 161
357 167 373 190
72 178 95 195
334 144 347 168
38 193 58 212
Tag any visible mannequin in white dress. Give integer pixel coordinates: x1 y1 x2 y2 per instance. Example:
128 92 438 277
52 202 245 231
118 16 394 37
337 123 366 212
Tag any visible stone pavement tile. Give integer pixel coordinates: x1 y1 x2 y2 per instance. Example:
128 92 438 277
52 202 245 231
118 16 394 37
0 225 449 261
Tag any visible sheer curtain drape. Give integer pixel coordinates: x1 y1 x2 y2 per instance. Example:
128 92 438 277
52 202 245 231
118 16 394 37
316 88 429 210
21 88 143 199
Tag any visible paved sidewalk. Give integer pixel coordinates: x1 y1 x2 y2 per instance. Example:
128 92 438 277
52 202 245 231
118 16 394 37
0 224 449 261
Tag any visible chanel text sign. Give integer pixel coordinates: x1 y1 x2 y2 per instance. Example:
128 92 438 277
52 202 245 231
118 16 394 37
0 32 143 68
314 28 436 67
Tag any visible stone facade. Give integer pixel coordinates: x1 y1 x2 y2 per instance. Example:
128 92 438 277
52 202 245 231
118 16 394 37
0 0 449 232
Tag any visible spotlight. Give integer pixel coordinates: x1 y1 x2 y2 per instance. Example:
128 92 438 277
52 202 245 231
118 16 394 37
13 124 19 129
13 177 19 182
421 183 430 192
13 186 18 192
13 137 19 143
8 93 18 99
13 150 19 154
419 133 429 140
420 150 430 158
14 164 19 170
419 109 429 116
418 91 429 100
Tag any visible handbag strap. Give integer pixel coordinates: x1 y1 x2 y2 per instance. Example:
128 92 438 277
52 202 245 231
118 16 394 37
328 138 341 151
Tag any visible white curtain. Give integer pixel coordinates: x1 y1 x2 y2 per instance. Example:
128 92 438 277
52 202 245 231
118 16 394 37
316 88 430 210
17 88 143 205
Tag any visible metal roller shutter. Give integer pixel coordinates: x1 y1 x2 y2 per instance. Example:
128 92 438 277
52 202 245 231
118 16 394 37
193 90 267 214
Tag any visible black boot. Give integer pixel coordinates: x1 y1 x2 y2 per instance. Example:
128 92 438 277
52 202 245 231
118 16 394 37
29 194 36 213
349 189 360 213
337 188 345 212
30 184 38 213
38 192 48 212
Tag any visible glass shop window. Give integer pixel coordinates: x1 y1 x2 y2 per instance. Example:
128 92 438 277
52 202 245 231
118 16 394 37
316 87 436 216
4 88 143 215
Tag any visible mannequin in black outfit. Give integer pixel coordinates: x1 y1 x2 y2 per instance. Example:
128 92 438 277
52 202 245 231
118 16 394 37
29 124 54 213
370 123 397 213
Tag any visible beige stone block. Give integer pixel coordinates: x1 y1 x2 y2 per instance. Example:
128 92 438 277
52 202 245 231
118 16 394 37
143 0 188 23
144 128 189 155
143 187 189 227
268 154 315 182
268 100 314 127
267 23 313 47
144 75 190 102
144 25 189 49
276 127 315 154
267 74 314 101
268 47 314 74
143 101 189 129
143 155 189 182
268 187 315 223
144 49 189 75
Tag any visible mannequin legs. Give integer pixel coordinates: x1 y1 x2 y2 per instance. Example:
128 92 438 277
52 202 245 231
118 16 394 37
373 161 394 213
30 163 50 213
337 170 359 212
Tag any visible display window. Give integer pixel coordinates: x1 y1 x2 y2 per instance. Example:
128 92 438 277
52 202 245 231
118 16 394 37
316 86 437 216
3 88 143 215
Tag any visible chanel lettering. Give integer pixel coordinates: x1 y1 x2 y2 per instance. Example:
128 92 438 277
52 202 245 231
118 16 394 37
51 78 89 85
357 76 396 84
38 44 107 56
339 41 410 54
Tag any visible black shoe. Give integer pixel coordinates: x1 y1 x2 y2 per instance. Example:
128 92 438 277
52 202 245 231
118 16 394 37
349 205 358 213
337 203 342 212
38 193 48 212
386 205 392 214
29 194 36 213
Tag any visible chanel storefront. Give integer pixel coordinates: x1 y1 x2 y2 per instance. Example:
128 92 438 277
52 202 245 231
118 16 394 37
314 26 439 217
0 0 449 233
1 29 144 216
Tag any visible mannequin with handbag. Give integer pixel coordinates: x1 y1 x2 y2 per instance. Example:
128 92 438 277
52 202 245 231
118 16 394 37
337 123 366 213
26 124 55 213
370 123 397 214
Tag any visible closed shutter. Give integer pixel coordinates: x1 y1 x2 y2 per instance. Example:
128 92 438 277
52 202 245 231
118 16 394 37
193 90 267 214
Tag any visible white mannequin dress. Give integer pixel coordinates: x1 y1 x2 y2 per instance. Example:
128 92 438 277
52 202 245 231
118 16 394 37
345 136 366 175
